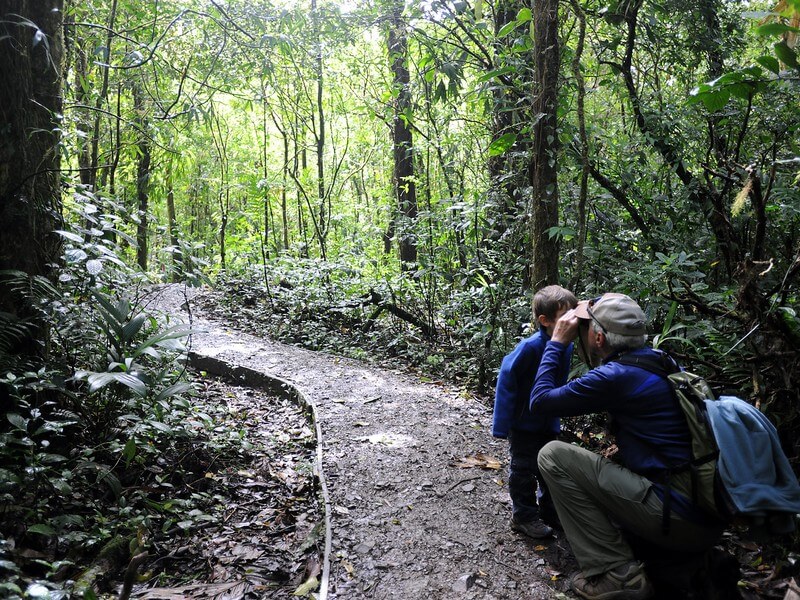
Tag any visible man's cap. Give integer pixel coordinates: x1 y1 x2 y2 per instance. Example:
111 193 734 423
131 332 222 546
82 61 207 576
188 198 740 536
574 293 647 336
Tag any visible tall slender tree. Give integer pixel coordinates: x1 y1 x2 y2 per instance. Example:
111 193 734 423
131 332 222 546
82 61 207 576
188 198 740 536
387 0 418 267
133 81 152 271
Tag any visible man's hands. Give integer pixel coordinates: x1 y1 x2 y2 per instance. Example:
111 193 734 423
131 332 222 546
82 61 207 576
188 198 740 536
551 308 581 345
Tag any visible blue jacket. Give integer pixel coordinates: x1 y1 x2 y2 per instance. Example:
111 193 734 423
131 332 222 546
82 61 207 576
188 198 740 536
708 396 800 516
531 342 704 521
492 330 570 438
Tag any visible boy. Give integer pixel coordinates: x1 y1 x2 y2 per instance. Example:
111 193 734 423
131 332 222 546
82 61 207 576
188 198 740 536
492 285 577 538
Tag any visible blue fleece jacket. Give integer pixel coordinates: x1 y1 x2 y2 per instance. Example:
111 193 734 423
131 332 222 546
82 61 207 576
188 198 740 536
531 342 706 521
492 330 571 439
708 396 800 515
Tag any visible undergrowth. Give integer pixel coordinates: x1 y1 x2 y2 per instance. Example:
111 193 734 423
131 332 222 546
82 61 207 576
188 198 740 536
0 192 251 598
207 259 534 395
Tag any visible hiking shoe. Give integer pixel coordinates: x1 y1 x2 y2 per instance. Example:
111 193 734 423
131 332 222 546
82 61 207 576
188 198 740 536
571 561 654 600
510 518 553 539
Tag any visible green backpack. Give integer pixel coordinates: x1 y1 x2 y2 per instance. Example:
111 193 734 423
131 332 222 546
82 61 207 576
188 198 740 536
619 350 800 539
615 351 725 529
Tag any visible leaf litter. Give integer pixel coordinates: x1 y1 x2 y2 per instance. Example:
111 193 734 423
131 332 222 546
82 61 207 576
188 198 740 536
132 378 322 599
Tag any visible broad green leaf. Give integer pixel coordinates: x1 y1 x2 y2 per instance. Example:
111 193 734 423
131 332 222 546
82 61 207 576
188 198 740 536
755 23 800 36
147 420 174 433
156 381 193 402
497 21 517 37
701 89 730 111
27 524 56 536
756 55 781 74
98 470 122 498
476 66 515 83
85 259 103 275
87 372 147 397
122 314 147 343
51 478 72 494
488 132 517 156
0 559 18 571
54 230 84 243
25 583 51 598
7 413 27 431
727 83 754 100
64 248 88 263
516 7 532 23
775 40 800 69
0 468 20 484
133 325 192 359
778 307 800 341
123 437 137 466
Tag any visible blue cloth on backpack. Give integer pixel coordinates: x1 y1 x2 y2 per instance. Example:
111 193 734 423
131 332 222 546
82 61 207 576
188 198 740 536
707 396 800 515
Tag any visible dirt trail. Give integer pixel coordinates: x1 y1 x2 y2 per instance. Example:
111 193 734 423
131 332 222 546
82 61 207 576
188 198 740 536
144 284 574 599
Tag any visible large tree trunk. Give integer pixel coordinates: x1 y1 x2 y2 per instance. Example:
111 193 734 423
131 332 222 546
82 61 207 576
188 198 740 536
387 1 418 267
0 0 64 298
529 0 561 289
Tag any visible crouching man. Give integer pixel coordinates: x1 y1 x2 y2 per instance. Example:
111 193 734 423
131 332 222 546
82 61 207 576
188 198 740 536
530 293 725 600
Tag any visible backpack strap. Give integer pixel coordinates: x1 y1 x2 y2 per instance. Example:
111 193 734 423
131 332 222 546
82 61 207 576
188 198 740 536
614 349 680 378
614 350 687 534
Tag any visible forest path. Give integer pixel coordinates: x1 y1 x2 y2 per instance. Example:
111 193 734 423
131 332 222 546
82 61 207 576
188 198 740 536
144 284 573 600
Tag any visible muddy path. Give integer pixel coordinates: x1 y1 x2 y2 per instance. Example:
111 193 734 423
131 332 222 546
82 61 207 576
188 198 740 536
144 284 574 599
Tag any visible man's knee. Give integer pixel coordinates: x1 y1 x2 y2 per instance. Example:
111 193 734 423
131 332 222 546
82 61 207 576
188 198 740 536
537 439 570 475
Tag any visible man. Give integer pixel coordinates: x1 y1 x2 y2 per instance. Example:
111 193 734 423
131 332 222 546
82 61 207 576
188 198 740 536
530 293 725 600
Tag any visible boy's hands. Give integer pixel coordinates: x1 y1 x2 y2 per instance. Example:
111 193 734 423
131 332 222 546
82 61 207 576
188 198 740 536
551 308 580 345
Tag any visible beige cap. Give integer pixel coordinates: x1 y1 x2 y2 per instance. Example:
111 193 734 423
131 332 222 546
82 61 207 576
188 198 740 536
575 293 647 336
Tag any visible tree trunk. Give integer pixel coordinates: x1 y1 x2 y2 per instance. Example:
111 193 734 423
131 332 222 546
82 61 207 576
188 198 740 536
312 0 328 259
487 0 531 241
0 0 64 288
166 161 180 282
91 0 118 190
387 1 418 267
0 0 64 367
132 83 151 272
529 0 561 289
73 43 94 190
569 0 589 291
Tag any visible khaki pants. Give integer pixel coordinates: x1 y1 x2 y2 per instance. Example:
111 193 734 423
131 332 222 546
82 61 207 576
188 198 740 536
538 441 724 577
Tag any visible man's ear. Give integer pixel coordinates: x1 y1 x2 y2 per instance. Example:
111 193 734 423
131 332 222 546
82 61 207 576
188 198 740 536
537 314 551 328
594 329 606 348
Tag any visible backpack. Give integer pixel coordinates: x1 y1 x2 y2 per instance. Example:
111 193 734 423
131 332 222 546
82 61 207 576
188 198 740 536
616 350 800 539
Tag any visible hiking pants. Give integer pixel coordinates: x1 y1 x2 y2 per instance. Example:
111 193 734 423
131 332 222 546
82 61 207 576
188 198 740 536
507 430 557 524
538 441 724 577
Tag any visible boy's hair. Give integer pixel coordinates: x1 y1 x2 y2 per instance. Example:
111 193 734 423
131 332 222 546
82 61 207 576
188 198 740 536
533 285 578 321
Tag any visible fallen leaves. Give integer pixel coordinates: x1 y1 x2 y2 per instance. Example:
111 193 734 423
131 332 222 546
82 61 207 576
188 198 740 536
131 377 323 598
451 453 502 470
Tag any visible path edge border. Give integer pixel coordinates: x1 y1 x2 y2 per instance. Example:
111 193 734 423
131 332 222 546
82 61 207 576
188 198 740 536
188 351 332 600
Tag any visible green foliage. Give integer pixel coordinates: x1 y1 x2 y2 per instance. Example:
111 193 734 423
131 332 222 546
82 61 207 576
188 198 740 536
13 0 800 583
0 195 250 596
